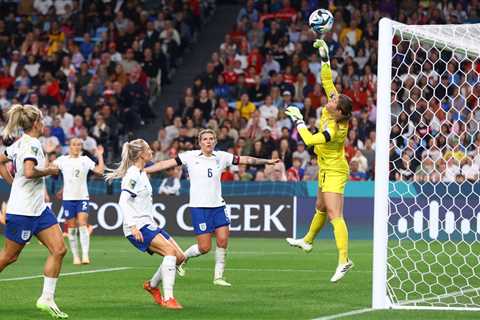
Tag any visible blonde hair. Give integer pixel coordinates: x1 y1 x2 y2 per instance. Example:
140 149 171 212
105 139 147 182
2 104 42 139
198 128 217 143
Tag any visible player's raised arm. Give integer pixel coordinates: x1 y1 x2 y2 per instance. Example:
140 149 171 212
144 158 180 174
91 145 105 176
314 39 338 100
238 156 279 166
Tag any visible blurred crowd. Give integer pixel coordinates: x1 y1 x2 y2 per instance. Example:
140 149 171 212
0 0 215 162
1 0 479 185
150 0 480 183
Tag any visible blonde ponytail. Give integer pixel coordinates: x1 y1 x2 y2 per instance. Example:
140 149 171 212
2 104 42 140
105 139 147 182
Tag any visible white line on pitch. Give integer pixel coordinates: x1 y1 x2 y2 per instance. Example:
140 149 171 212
0 267 132 282
312 308 374 320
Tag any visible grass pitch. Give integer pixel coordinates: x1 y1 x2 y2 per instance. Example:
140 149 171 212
0 236 478 320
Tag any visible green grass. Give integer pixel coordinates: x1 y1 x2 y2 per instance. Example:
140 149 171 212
0 236 479 320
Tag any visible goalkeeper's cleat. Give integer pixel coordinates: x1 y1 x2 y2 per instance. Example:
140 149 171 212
143 281 163 305
81 256 90 265
330 259 354 283
286 237 313 253
36 297 69 319
176 260 186 277
73 257 81 265
162 297 183 309
213 278 232 287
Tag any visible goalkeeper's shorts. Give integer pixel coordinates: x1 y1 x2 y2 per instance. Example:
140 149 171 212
318 169 348 194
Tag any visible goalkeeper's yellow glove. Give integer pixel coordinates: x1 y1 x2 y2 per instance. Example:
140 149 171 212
313 39 330 63
285 106 305 126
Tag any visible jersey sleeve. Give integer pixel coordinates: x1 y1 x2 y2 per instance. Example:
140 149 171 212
218 151 234 169
53 156 64 170
297 121 338 146
22 139 42 165
5 144 15 161
83 156 96 171
177 151 192 166
321 63 338 101
121 169 140 197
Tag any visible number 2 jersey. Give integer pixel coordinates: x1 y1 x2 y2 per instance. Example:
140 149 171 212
54 155 96 200
5 134 46 216
177 150 239 208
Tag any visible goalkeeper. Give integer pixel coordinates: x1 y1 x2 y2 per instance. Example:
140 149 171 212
285 39 353 282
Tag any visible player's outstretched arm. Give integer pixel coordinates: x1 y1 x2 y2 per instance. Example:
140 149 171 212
92 145 105 176
0 153 13 185
285 106 334 147
24 160 59 179
144 158 179 174
313 39 338 100
238 156 280 166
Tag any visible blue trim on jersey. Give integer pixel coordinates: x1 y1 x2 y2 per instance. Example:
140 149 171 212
62 200 89 219
23 157 38 165
5 207 58 244
127 225 170 254
121 189 137 198
190 206 230 235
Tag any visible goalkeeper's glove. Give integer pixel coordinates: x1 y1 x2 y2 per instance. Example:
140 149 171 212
313 39 330 63
285 106 305 126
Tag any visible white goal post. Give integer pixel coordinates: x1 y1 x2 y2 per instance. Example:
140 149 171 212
373 18 480 311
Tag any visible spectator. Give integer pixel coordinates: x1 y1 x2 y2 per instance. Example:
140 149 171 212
236 93 256 121
350 160 368 181
158 167 181 196
292 141 310 169
304 157 319 181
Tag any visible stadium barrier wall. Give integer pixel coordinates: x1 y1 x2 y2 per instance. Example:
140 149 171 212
2 182 475 239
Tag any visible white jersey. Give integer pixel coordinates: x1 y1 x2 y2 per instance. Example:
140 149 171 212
54 155 95 200
178 150 236 208
120 166 156 237
5 134 46 216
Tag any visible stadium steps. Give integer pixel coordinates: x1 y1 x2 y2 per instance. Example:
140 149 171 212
138 3 241 142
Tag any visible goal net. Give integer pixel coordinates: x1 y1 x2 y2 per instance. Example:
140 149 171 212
373 18 480 311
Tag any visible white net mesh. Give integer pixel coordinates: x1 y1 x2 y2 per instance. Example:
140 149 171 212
387 22 480 309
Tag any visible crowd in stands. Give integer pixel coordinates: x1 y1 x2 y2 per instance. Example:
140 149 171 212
0 0 214 163
150 0 480 183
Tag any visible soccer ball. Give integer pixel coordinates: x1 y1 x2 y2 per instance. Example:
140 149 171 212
308 9 334 35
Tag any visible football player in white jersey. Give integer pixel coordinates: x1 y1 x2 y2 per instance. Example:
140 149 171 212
0 104 68 319
105 139 185 309
55 138 105 265
145 129 279 286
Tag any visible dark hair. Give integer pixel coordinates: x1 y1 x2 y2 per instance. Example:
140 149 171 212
337 94 353 121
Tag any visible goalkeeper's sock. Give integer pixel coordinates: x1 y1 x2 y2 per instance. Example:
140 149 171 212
331 217 349 264
214 247 226 280
184 244 202 259
304 210 327 244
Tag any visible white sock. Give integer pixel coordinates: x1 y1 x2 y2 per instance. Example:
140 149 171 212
214 247 226 280
78 226 90 259
161 256 176 300
150 263 163 288
184 244 202 259
67 228 79 260
41 276 58 300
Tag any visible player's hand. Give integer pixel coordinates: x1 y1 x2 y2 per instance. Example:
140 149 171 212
96 145 104 157
47 164 60 176
56 189 63 200
266 159 281 165
285 106 304 125
313 39 330 63
131 227 144 243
